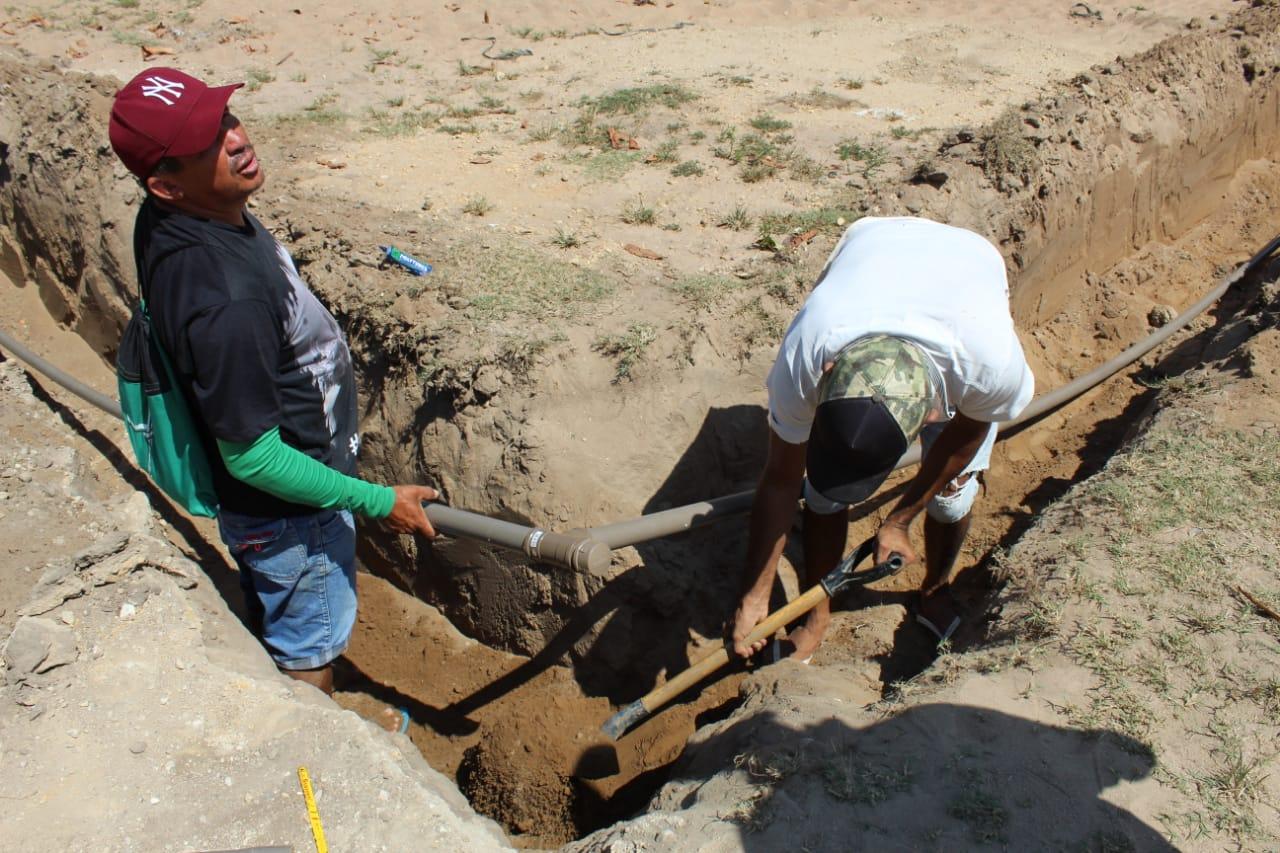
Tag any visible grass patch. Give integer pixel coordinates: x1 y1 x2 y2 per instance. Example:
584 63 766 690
111 30 159 47
550 228 582 249
435 240 614 325
367 47 400 72
671 160 703 178
620 197 657 225
276 93 347 127
581 149 642 182
509 25 546 40
244 68 273 92
946 788 1008 844
651 139 680 163
579 83 696 115
667 274 741 310
714 128 776 165
749 113 792 133
457 59 489 77
462 196 493 217
784 86 854 109
981 108 1038 180
365 108 439 136
1191 733 1272 839
437 123 478 136
593 323 658 382
755 207 858 242
822 752 914 804
735 295 785 350
718 206 752 231
836 139 889 177
527 123 559 142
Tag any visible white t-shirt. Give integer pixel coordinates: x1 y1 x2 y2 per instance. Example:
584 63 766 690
767 216 1035 445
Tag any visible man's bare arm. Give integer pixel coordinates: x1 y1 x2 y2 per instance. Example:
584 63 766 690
876 413 991 565
731 430 806 657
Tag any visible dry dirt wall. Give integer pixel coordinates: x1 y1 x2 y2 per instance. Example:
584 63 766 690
0 60 135 355
1003 7 1280 329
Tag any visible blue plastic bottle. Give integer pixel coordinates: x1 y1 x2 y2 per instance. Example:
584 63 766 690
379 245 433 276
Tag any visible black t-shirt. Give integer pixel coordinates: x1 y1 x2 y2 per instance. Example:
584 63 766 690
132 198 360 517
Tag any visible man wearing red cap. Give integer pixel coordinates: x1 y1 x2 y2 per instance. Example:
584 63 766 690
109 68 436 730
731 216 1034 662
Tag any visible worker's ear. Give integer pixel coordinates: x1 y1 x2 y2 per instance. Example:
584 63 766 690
145 175 184 202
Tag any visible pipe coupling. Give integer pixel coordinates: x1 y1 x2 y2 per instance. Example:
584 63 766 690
522 528 612 575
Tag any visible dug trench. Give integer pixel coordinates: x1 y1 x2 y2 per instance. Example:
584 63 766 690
1 6 1278 847
332 190 1280 847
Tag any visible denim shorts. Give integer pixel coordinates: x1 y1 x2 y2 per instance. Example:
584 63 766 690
804 420 997 522
217 509 357 671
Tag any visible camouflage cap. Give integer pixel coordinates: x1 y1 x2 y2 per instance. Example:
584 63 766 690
805 335 936 504
818 335 933 444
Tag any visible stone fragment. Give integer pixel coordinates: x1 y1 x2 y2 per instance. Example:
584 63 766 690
472 366 505 399
116 492 154 535
2 616 78 681
1148 304 1177 327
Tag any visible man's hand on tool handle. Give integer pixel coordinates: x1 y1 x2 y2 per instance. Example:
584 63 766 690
730 594 771 659
875 519 917 569
384 485 440 538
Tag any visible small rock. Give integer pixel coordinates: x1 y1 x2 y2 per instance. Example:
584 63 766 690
3 616 78 680
116 492 154 535
1148 304 1177 327
119 602 137 619
68 728 80 739
129 740 147 755
17 471 32 483
472 365 506 400
59 611 75 626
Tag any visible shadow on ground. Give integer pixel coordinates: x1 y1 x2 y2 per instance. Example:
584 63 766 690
618 704 1173 851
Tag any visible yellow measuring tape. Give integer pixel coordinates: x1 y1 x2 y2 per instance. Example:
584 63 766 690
297 766 328 853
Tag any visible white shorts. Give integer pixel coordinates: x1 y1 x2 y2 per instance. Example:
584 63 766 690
803 421 997 523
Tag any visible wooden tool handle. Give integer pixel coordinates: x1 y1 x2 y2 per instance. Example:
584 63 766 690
641 585 830 712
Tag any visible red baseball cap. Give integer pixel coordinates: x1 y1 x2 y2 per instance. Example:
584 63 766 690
109 67 243 179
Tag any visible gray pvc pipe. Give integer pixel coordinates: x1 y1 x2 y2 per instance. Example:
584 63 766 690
0 328 124 418
3 234 1275 563
590 235 1280 550
0 327 610 572
426 503 610 573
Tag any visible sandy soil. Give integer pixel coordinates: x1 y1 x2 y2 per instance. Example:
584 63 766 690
2 0 1279 849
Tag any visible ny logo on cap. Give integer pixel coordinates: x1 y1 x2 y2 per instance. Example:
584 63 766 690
140 75 185 106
